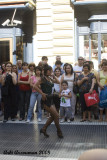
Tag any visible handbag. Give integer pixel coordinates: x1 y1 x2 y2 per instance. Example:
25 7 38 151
84 90 99 107
53 89 59 97
99 86 107 108
73 73 79 94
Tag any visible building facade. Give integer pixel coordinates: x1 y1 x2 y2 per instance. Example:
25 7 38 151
0 0 36 64
71 0 107 69
33 0 74 65
0 0 75 66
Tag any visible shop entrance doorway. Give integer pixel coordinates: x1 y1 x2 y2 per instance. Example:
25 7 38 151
0 38 13 64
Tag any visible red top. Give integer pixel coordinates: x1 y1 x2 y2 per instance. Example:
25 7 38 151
19 74 30 91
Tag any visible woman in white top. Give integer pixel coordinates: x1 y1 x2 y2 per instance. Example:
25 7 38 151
60 64 76 121
53 67 62 112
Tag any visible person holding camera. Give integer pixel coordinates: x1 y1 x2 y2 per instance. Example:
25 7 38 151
1 62 17 122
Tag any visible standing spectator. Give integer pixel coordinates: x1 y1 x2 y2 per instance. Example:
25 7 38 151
17 60 22 73
0 66 2 116
53 55 64 71
61 64 76 121
59 81 72 123
53 61 64 75
77 64 95 122
98 59 107 71
97 61 107 122
73 57 84 75
27 66 42 123
41 56 48 65
12 65 18 75
12 65 19 117
89 61 99 120
18 62 31 121
73 57 84 116
28 63 36 76
1 62 17 122
1 63 6 74
53 68 62 113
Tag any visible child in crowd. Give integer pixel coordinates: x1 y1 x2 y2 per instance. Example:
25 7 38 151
59 80 72 123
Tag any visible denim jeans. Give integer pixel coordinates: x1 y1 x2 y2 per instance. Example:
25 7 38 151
27 92 42 120
19 90 31 119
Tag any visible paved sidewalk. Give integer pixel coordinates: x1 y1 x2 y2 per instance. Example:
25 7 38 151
0 122 107 160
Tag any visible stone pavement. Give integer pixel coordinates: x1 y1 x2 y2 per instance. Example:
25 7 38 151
0 116 107 160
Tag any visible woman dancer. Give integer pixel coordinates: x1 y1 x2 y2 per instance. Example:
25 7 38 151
34 65 63 138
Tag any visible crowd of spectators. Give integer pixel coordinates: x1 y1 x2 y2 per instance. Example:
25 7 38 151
0 55 107 123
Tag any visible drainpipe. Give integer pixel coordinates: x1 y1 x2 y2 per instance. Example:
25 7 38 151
71 0 107 5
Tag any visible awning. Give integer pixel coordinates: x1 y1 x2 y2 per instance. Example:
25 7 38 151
0 0 36 10
71 0 107 5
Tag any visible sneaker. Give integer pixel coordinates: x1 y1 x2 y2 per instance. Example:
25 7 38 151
38 118 42 122
60 118 65 123
67 119 71 123
26 119 30 123
3 119 8 123
70 117 74 121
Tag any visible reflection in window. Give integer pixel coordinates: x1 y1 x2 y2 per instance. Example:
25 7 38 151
0 41 9 64
101 34 107 60
79 35 89 60
91 34 98 58
91 34 98 70
16 36 23 61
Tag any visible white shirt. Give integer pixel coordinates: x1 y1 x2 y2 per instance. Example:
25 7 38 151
54 76 61 93
60 89 71 107
73 65 83 75
64 73 74 91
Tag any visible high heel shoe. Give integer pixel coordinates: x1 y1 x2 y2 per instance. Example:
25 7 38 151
57 131 63 139
40 129 49 138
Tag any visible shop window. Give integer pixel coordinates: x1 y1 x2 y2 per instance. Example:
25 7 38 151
101 34 107 60
79 35 89 60
91 34 98 70
16 36 23 61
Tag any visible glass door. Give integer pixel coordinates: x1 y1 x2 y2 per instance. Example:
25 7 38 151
0 38 13 64
79 34 100 70
101 34 107 60
79 35 89 60
91 34 98 70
